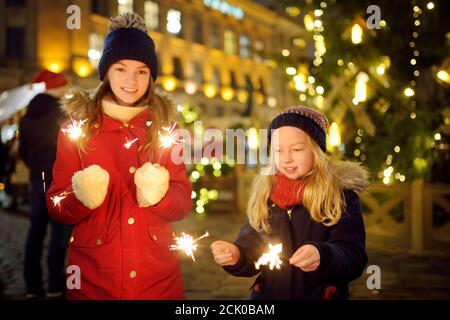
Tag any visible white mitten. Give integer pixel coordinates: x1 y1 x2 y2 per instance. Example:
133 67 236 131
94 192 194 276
72 164 109 209
134 162 170 207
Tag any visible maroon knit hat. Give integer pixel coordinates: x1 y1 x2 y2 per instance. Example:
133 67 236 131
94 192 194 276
268 106 329 152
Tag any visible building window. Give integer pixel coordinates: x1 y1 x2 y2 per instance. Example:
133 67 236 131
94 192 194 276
254 39 264 63
192 14 203 44
212 67 221 87
224 29 237 55
193 62 203 84
254 39 264 52
230 71 238 89
91 0 108 16
239 34 250 59
210 23 221 50
173 57 184 80
88 33 103 68
167 9 182 36
144 1 159 31
118 0 133 14
6 27 25 60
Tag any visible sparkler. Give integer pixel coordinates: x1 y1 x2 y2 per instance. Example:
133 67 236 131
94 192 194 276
158 122 185 148
61 119 87 141
50 191 74 211
157 121 185 162
41 171 46 192
124 137 138 149
61 117 86 169
170 231 209 262
65 92 74 99
255 243 283 270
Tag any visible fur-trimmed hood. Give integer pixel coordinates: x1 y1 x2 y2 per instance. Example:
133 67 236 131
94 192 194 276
331 159 369 192
60 89 94 120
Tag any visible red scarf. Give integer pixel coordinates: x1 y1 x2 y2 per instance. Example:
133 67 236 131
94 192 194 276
269 173 307 210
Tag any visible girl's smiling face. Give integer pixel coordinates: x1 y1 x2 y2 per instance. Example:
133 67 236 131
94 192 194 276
107 59 150 106
271 126 315 179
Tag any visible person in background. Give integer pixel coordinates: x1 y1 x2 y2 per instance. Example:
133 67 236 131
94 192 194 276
19 69 69 299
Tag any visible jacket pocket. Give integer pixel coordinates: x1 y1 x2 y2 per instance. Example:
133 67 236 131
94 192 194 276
68 215 110 248
147 223 177 251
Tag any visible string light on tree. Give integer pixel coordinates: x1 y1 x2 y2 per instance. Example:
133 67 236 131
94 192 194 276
286 2 329 105
436 70 450 84
312 6 327 67
407 1 424 119
353 72 369 105
282 1 446 185
351 24 363 44
404 87 415 97
286 6 301 17
327 122 341 151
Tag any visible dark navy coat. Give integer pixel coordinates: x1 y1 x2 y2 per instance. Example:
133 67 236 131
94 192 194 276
224 190 368 300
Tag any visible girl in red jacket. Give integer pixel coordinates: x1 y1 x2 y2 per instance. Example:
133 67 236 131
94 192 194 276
46 13 193 300
211 106 368 299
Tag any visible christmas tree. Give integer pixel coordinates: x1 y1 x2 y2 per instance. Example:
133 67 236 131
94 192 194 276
274 0 450 183
177 103 236 215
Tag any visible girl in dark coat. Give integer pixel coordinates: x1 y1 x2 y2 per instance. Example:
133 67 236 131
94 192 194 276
211 106 369 300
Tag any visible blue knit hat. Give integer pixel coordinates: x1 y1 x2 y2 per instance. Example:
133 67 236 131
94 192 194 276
268 106 329 152
98 14 158 81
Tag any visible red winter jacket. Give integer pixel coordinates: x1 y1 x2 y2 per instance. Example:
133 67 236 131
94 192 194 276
46 109 193 300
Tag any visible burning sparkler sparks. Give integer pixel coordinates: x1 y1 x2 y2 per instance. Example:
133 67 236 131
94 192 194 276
255 243 283 270
170 231 209 261
50 191 74 210
42 171 46 192
158 122 185 148
65 92 74 99
124 137 138 149
61 119 87 140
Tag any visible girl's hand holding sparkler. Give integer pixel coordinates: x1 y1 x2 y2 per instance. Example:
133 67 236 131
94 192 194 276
210 240 240 267
289 244 321 272
72 164 110 209
134 162 169 207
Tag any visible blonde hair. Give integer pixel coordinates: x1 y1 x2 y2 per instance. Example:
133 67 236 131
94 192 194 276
247 135 367 233
64 76 174 162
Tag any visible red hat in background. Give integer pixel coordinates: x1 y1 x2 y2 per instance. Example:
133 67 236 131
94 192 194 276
31 69 69 90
